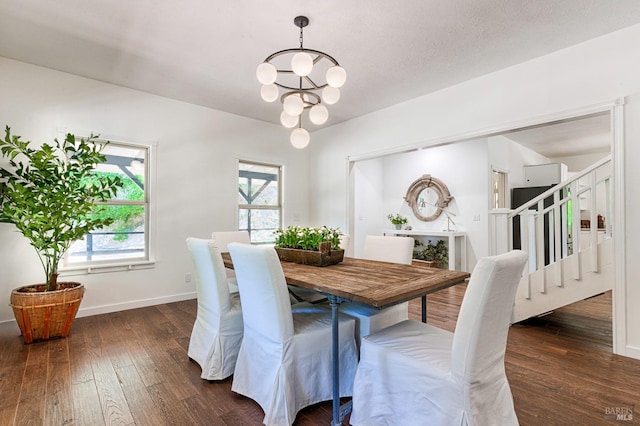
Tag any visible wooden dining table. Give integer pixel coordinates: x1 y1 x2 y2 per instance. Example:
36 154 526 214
221 252 470 425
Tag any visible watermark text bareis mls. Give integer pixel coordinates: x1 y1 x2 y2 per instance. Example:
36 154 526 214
604 406 634 421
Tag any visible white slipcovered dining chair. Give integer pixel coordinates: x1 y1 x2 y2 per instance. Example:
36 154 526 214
186 238 244 381
227 243 359 426
339 233 351 256
350 250 528 426
212 230 251 293
339 235 414 346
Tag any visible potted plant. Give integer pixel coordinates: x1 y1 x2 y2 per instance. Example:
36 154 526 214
0 126 123 343
387 213 408 230
273 226 344 266
413 240 449 268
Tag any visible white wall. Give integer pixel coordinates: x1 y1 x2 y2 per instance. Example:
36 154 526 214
488 134 553 192
0 57 310 322
382 140 487 265
309 24 640 357
352 158 384 256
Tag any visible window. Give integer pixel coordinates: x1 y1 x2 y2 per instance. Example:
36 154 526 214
238 161 282 244
64 140 150 265
492 169 508 209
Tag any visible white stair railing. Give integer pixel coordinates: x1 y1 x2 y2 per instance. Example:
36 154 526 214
489 156 612 320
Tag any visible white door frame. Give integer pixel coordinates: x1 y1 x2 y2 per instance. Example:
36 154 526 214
346 98 626 355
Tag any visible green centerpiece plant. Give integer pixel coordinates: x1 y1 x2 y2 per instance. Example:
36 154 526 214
274 225 342 250
0 126 123 342
273 226 344 266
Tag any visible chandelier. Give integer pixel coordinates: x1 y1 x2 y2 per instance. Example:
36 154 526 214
256 16 346 149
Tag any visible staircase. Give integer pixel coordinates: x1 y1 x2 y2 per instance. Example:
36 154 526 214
489 156 613 323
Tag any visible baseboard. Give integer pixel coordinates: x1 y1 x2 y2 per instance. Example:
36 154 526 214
76 291 197 318
0 292 197 326
623 344 640 360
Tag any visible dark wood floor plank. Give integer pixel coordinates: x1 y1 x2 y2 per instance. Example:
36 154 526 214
44 339 74 426
71 379 105 426
145 382 200 425
128 309 200 402
180 393 228 426
13 341 49 426
89 346 135 425
66 318 105 425
0 325 28 426
115 364 166 426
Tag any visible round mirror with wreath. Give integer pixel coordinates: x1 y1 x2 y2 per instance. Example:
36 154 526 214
404 174 453 222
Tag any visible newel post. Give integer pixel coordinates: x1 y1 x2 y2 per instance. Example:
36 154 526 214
489 209 512 255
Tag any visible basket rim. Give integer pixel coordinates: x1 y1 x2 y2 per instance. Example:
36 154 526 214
11 282 84 294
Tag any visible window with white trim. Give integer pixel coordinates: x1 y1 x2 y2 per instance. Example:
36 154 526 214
64 140 150 265
238 161 282 244
492 169 508 209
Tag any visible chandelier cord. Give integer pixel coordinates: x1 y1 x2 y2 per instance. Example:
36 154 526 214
299 23 304 49
298 25 304 104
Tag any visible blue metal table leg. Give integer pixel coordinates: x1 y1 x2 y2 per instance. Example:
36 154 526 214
329 295 341 426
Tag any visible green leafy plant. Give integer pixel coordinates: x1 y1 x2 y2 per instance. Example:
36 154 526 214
274 226 342 251
387 213 408 225
90 172 144 241
413 240 448 268
0 126 124 290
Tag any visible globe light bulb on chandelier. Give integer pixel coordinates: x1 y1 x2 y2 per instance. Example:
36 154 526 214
309 104 329 125
260 84 279 102
290 127 310 149
256 15 346 148
283 94 304 116
280 111 299 128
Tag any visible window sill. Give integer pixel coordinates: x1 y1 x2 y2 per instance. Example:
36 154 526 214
59 260 156 276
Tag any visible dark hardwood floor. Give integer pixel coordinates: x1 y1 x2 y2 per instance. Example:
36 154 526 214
1 287 638 425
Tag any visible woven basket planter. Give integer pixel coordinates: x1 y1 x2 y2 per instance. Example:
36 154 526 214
275 241 344 267
10 282 84 344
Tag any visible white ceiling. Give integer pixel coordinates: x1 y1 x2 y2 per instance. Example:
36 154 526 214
503 113 612 158
0 0 638 155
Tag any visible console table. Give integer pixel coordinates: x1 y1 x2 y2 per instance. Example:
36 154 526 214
383 229 468 271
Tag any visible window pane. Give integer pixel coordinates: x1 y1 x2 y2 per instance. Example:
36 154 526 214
238 162 279 206
239 208 279 243
252 179 278 205
239 161 281 243
239 208 248 230
96 144 146 202
67 205 146 263
239 177 249 204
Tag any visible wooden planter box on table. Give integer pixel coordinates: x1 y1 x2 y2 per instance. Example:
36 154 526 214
275 241 344 267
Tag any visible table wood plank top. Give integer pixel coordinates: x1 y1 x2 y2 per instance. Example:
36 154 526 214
221 253 470 309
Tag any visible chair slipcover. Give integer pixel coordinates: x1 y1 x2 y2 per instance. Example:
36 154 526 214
186 238 243 380
360 235 414 264
228 243 359 426
339 233 351 256
350 250 528 426
339 235 414 346
212 230 251 293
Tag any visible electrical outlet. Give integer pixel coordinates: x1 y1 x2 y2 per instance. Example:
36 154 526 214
473 213 481 221
184 272 192 283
